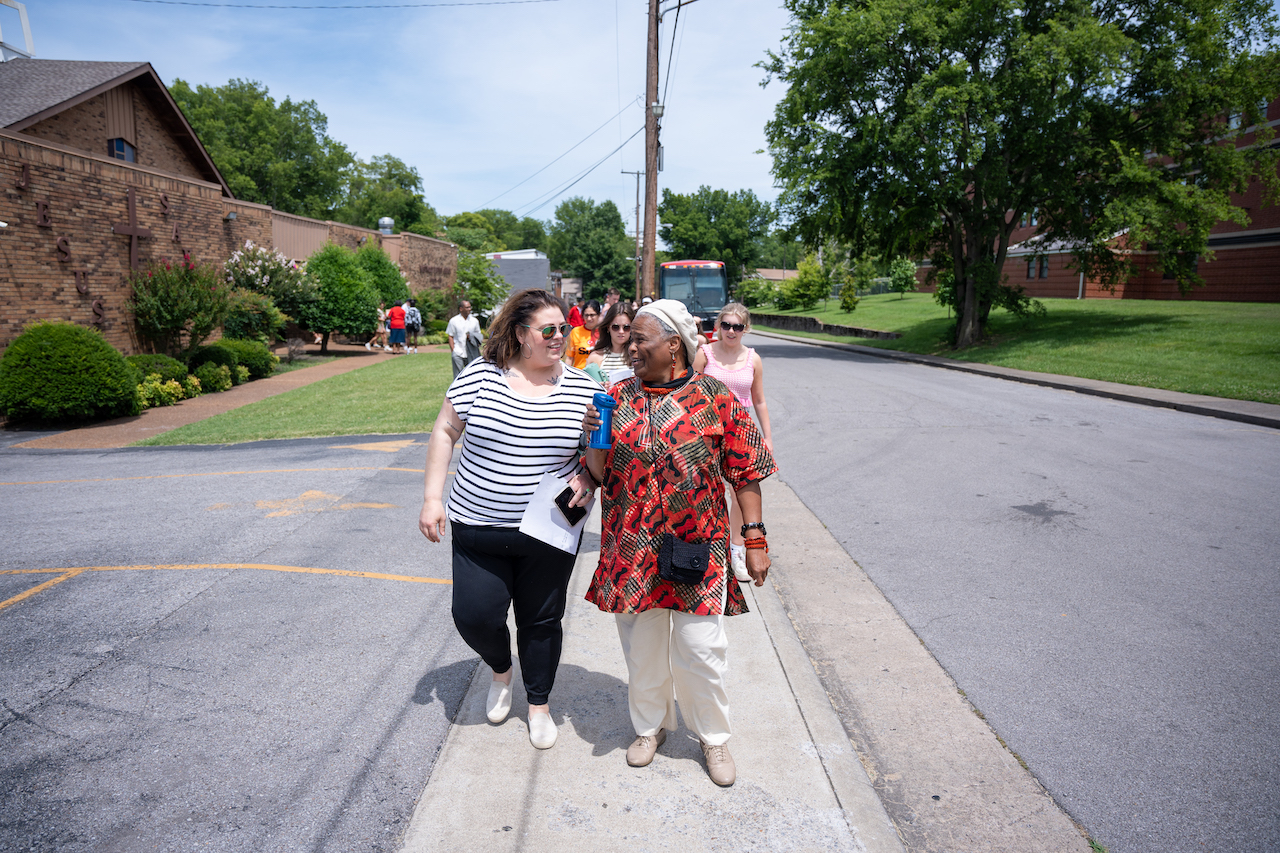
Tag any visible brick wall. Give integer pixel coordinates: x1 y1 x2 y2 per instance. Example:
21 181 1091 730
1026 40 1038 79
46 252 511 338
1 130 270 355
398 231 457 293
19 83 207 183
325 220 381 252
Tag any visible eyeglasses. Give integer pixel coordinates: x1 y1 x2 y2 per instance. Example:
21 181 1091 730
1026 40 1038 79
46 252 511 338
719 321 746 333
582 312 600 319
610 324 631 332
523 323 572 339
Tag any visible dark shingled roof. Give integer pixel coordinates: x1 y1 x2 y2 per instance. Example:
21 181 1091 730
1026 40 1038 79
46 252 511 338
0 59 148 128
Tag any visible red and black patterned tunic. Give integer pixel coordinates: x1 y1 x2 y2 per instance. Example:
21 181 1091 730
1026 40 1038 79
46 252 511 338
585 372 778 616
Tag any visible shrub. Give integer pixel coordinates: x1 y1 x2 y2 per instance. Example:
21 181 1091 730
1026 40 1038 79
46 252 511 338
422 331 449 345
193 362 232 393
224 288 288 344
128 258 232 362
188 343 242 385
736 277 778 309
427 318 448 333
0 322 141 422
355 243 411 305
224 240 318 322
305 242 380 352
783 254 831 311
181 374 202 398
126 353 187 384
218 338 279 379
839 280 861 313
234 365 250 384
414 287 454 322
137 373 185 409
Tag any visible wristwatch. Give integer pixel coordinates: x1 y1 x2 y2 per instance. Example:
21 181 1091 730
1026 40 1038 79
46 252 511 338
741 522 767 537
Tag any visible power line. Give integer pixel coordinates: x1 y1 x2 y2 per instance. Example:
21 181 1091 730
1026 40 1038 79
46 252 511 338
121 0 563 8
661 1 680 106
514 124 644 218
476 98 640 209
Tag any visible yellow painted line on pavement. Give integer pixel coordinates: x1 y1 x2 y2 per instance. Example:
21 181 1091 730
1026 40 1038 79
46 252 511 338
0 466 436 486
0 563 451 613
0 567 88 612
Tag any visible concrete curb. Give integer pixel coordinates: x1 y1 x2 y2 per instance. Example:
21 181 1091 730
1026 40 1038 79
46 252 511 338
750 328 1280 430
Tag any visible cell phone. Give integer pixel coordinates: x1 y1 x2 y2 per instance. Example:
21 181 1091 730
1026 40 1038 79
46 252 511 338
554 486 588 526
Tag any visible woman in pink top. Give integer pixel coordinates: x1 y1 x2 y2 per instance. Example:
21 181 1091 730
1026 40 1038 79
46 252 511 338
693 303 773 580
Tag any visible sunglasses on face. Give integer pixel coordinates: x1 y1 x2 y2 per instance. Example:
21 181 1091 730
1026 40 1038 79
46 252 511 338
610 323 631 332
720 321 746 333
582 312 599 319
523 323 572 340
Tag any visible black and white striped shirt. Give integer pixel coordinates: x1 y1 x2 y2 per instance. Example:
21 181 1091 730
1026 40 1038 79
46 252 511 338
446 360 599 527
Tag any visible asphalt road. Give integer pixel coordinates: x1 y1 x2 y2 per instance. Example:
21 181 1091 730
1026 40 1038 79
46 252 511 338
0 436 472 852
752 333 1280 853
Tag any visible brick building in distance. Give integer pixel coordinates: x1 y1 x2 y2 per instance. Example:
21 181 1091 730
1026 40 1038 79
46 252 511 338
915 98 1280 301
0 58 458 355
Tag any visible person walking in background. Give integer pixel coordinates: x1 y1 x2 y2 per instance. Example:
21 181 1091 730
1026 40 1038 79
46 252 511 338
419 289 599 750
565 300 601 369
447 300 482 378
577 299 777 787
366 302 388 351
405 299 422 353
585 302 634 384
693 303 773 581
386 300 407 355
605 287 621 309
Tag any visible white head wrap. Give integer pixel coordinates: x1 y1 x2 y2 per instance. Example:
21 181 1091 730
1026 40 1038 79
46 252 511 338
637 298 699 365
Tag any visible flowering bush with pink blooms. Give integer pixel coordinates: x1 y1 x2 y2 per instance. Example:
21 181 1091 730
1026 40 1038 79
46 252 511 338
224 240 317 324
127 258 232 362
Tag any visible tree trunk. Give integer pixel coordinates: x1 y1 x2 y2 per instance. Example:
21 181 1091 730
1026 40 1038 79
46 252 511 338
320 331 330 355
955 263 982 348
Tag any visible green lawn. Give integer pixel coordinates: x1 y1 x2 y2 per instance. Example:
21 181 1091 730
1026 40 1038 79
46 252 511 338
136 352 453 446
753 294 1280 403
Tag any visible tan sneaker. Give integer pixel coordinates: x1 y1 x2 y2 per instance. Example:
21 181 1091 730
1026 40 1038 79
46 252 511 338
626 728 667 767
700 741 736 786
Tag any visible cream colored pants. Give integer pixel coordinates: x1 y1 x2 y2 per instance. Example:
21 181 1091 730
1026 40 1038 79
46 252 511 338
615 609 731 746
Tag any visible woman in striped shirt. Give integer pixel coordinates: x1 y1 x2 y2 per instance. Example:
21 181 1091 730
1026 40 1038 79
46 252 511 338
419 289 599 750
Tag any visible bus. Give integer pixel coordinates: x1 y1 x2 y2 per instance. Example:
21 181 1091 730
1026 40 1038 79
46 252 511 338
658 260 729 331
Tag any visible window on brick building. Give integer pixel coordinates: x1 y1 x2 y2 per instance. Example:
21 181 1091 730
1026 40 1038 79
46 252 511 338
1039 256 1050 279
108 138 136 163
1027 259 1036 279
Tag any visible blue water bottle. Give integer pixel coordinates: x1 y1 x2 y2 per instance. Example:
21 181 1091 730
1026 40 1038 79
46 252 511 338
589 392 618 449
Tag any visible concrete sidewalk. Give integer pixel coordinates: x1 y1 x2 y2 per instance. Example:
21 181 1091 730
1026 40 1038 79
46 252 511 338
751 329 1280 430
399 498 905 853
398 476 1091 852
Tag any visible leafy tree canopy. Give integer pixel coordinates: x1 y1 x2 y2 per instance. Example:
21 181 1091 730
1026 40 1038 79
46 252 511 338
657 186 775 286
355 243 411 306
548 197 634 299
336 154 438 234
444 212 503 252
476 209 549 255
170 78 354 219
764 0 1280 347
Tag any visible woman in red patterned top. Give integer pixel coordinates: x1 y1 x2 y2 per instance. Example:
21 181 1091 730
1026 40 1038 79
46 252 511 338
578 299 777 787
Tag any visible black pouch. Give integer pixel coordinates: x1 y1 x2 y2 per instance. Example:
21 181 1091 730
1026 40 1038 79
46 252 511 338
657 533 712 585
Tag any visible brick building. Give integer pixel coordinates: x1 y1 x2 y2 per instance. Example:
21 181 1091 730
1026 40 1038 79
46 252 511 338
0 58 457 355
914 99 1280 301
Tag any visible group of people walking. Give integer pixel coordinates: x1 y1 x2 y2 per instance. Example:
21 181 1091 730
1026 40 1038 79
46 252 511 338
366 299 423 355
418 288 774 787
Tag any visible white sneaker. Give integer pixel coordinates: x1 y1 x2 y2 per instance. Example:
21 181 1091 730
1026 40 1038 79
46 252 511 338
486 679 512 724
364 342 371 351
731 544 749 582
529 711 557 749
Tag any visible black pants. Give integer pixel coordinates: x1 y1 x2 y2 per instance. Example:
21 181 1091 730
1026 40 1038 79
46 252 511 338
451 523 576 705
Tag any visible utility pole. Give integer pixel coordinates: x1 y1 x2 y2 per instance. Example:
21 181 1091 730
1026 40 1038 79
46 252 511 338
642 0 660 300
622 169 644 303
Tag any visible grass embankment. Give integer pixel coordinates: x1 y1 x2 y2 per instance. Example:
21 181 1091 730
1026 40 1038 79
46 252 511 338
754 294 1280 404
135 352 453 446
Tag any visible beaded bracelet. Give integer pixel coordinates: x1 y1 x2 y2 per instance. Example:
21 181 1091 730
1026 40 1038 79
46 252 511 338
744 537 769 553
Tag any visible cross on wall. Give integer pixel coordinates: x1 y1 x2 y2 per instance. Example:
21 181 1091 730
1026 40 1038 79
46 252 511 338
111 187 151 270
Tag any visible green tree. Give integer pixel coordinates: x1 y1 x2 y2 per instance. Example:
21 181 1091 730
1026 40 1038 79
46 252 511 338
888 258 918 299
443 212 503 252
477 209 550 254
304 243 379 353
355 242 411 305
547 197 633 298
764 0 1280 347
454 250 507 316
170 78 354 218
658 186 775 287
784 253 830 311
756 231 803 271
336 154 436 233
128 259 232 362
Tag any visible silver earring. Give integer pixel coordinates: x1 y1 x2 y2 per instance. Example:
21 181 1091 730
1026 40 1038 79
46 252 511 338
521 342 533 359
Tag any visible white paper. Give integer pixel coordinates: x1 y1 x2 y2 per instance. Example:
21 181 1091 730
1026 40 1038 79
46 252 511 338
518 471 594 554
607 366 634 385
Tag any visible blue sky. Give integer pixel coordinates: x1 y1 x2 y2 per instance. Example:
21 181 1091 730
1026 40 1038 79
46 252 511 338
8 0 794 230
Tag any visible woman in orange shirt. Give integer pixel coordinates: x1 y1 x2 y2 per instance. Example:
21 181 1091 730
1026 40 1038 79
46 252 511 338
565 299 601 369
